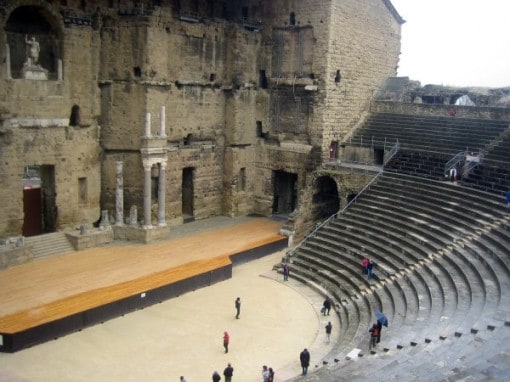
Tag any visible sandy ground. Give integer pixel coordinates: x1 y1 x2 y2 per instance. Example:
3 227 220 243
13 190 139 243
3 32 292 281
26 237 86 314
0 250 336 382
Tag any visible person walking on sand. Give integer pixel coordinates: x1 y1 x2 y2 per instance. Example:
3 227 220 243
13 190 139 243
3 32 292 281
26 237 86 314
223 331 230 353
300 348 310 375
223 362 234 382
212 370 221 382
268 367 275 382
262 365 270 382
235 297 241 319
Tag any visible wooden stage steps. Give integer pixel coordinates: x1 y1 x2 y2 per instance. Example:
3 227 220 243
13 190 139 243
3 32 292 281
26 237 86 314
0 218 287 352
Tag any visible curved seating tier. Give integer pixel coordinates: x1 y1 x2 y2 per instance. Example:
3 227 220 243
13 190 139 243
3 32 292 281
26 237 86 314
343 113 509 155
285 171 510 381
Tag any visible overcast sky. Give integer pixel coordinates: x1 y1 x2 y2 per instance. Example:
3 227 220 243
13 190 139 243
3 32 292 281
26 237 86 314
390 0 510 88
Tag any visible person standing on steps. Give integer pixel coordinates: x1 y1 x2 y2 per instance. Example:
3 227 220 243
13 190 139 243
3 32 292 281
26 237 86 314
300 348 310 375
369 323 379 349
283 263 290 281
376 320 383 343
235 297 241 319
223 331 230 353
367 259 374 279
361 257 368 275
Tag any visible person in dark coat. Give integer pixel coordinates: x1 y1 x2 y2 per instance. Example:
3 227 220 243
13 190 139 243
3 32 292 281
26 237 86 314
367 259 374 279
376 320 383 343
212 370 221 382
369 323 379 349
268 367 275 382
325 321 332 343
223 362 233 382
283 263 290 281
300 348 310 375
323 298 332 315
235 297 241 319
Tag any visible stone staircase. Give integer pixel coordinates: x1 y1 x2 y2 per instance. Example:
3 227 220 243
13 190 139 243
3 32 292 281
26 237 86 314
282 172 510 381
24 232 76 259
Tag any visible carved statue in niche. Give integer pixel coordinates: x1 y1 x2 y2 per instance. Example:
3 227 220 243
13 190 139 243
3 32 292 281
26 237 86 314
22 34 48 80
24 35 41 67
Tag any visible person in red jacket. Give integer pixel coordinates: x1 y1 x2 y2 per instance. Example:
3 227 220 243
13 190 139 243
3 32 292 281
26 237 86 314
223 331 230 353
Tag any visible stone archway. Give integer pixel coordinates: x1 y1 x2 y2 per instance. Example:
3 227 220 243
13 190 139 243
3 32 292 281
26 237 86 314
312 175 340 220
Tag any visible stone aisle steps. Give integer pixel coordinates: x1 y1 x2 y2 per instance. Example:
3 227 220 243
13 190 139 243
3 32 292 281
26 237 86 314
24 231 75 259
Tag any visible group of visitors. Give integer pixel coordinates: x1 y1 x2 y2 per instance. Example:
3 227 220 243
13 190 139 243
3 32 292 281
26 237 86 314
261 365 275 382
211 362 234 382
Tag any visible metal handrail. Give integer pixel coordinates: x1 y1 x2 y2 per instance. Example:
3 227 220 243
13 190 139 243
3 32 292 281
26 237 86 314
383 139 400 165
463 152 484 177
444 151 465 174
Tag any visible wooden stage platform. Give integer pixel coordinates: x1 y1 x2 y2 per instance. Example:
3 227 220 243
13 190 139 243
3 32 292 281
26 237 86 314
0 218 287 353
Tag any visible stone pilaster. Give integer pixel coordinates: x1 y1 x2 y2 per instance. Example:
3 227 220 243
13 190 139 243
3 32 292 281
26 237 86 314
143 159 152 228
158 161 167 226
115 161 124 226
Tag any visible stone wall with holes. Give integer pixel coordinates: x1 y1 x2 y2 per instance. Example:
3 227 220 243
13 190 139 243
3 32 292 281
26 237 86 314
0 0 402 238
0 1 102 237
0 123 101 236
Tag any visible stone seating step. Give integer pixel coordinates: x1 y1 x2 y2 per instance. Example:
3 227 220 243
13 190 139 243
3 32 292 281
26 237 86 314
24 231 75 259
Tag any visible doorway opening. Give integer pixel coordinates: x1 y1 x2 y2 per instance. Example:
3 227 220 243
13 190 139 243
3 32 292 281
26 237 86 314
374 148 385 165
182 167 194 223
22 165 57 236
312 176 339 220
272 170 297 216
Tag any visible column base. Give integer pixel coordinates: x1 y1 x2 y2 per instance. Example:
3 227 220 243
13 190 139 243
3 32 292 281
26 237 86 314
113 225 171 244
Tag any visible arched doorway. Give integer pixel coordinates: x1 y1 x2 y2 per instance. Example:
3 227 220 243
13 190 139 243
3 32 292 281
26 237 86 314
312 176 340 220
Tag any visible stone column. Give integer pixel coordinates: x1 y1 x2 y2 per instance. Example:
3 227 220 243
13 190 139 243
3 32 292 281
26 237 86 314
115 161 124 226
143 160 152 228
99 210 111 229
160 106 166 137
58 59 63 81
145 112 152 137
158 161 167 226
5 44 11 80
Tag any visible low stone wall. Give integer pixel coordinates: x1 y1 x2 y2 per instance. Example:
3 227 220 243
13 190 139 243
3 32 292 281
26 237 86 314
66 229 115 251
113 225 171 244
0 246 33 269
371 101 510 120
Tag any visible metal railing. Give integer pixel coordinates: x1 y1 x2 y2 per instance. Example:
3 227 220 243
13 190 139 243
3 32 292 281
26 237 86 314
345 136 399 148
444 151 465 174
383 139 400 165
463 152 484 177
